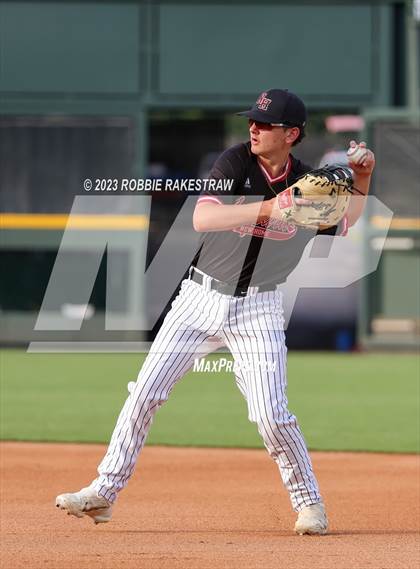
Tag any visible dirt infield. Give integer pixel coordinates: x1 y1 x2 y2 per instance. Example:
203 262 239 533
1 442 419 569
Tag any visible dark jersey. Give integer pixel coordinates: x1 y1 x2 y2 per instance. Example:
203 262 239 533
192 142 341 288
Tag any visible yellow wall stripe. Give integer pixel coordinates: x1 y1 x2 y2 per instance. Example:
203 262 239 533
2 214 418 232
371 216 420 230
0 214 149 230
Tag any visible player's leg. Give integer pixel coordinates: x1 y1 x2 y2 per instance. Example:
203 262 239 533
223 292 324 516
56 279 225 520
93 279 226 500
225 316 327 534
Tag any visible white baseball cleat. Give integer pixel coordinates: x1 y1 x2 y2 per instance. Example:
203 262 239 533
55 486 113 524
294 502 328 535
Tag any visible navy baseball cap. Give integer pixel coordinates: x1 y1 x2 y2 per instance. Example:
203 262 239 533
237 89 307 127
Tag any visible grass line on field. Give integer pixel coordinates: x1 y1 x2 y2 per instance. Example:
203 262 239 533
1 350 419 453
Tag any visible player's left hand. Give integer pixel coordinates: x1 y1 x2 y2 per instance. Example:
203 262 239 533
347 140 375 177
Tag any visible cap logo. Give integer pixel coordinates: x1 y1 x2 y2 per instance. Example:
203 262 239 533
256 92 272 111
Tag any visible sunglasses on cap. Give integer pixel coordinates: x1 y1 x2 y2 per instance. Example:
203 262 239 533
248 119 295 130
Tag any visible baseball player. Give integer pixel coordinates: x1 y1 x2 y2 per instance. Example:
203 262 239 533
56 89 375 534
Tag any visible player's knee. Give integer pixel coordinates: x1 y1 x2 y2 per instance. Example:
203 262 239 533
250 401 289 426
127 378 170 407
254 409 298 436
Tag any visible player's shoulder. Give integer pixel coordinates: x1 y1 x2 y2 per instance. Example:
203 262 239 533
289 154 313 178
209 142 252 180
215 142 252 166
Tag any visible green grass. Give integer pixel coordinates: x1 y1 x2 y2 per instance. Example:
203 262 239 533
0 349 418 453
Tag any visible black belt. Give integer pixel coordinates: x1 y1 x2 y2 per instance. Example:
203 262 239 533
189 267 278 297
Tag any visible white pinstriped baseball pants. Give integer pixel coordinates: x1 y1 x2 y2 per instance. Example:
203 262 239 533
92 276 322 511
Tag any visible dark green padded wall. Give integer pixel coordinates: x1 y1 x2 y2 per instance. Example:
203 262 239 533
0 1 394 105
0 2 141 94
158 4 373 98
382 252 420 317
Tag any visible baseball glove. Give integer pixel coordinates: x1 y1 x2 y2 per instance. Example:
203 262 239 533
276 165 354 230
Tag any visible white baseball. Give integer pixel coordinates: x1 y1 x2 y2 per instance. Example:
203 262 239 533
346 144 368 165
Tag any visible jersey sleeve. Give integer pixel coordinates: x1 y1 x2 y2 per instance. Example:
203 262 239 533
196 143 249 206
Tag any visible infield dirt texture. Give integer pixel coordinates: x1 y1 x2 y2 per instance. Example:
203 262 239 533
1 350 419 568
